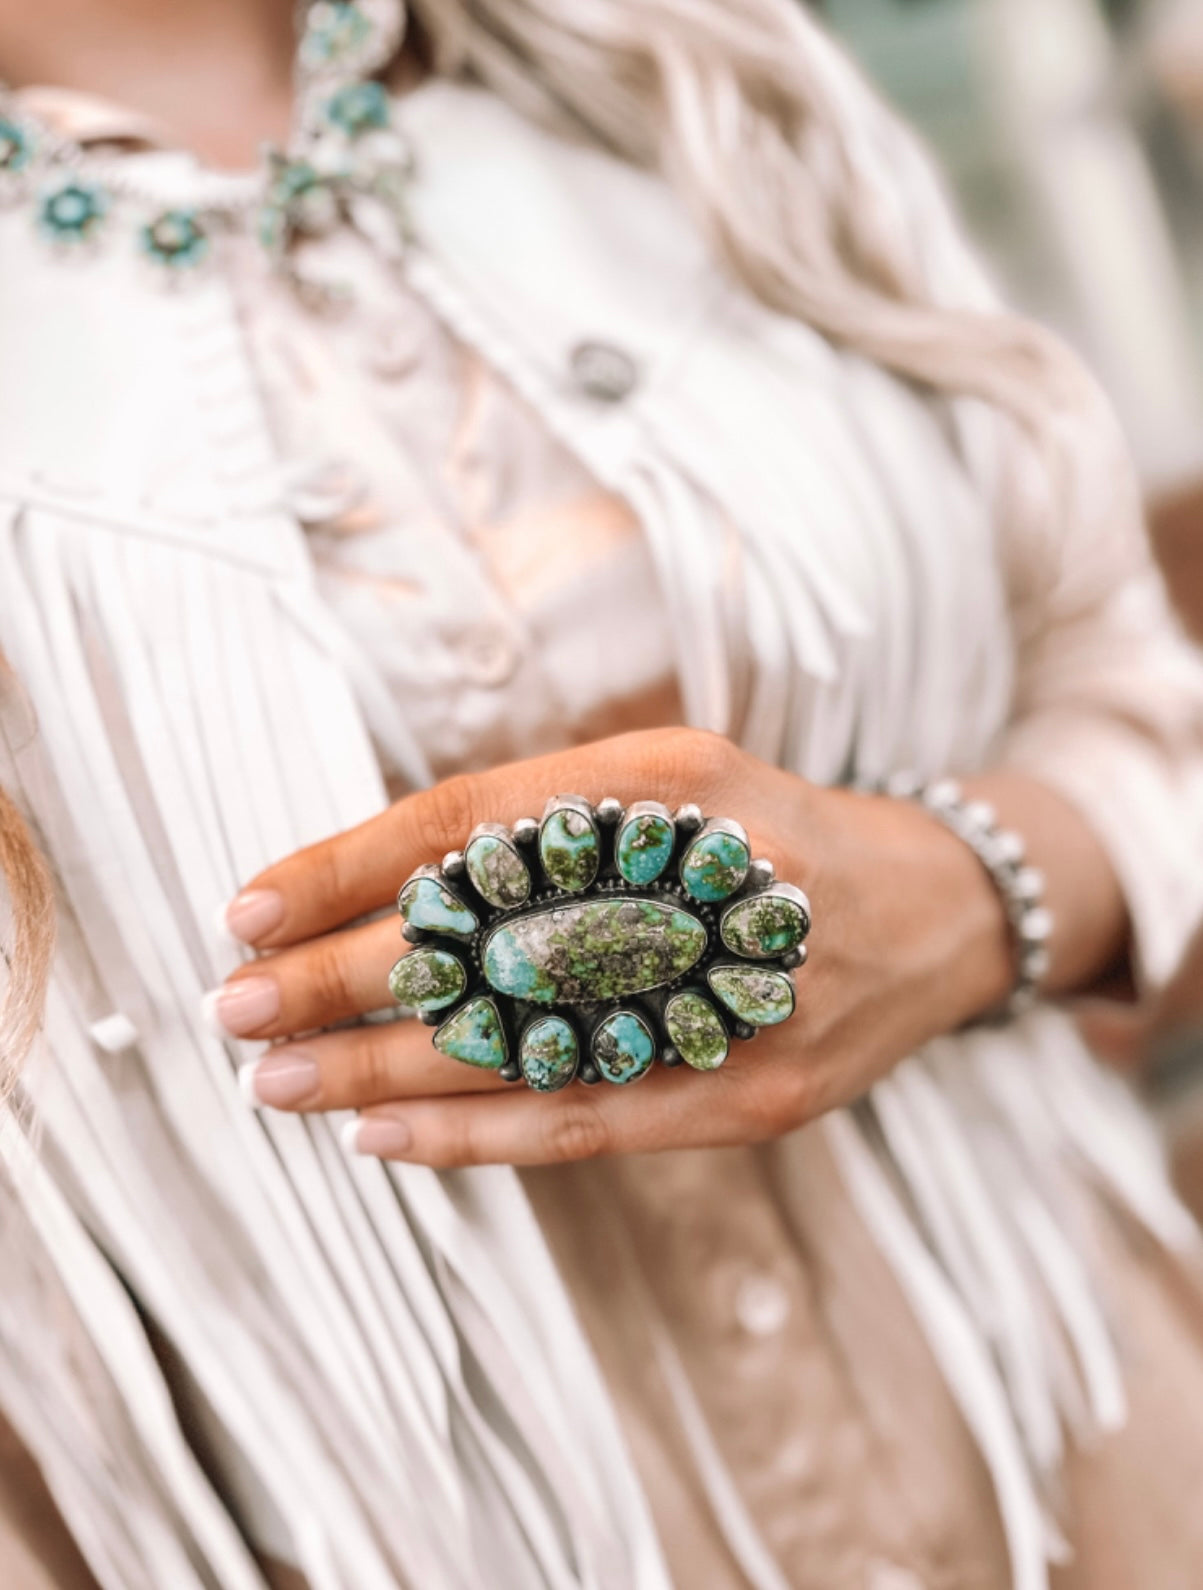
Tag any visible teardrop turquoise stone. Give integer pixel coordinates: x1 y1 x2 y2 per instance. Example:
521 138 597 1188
720 890 809 959
707 964 795 1027
592 1011 655 1085
520 1016 579 1093
465 833 531 909
615 813 675 885
388 948 466 1013
539 807 599 892
398 875 479 940
665 991 729 1071
680 830 750 902
482 896 706 1005
433 996 507 1070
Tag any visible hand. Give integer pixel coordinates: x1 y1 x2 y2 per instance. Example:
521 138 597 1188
207 728 1012 1166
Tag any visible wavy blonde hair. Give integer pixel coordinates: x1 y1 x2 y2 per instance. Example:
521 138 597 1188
0 0 1128 1088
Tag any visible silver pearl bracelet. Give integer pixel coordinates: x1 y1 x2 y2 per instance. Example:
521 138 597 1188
865 773 1052 1019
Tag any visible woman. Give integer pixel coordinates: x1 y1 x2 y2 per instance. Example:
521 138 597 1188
1 2 1202 1586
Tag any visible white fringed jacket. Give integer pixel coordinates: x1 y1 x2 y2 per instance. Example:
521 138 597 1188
2 77 1203 1590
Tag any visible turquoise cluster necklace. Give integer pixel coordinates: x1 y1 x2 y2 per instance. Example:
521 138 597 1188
0 0 412 293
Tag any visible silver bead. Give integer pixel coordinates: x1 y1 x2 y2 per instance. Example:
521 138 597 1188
594 796 624 826
441 850 466 878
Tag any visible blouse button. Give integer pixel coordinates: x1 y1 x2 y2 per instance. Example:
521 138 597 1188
368 319 425 380
733 1272 791 1338
457 624 520 688
569 341 639 403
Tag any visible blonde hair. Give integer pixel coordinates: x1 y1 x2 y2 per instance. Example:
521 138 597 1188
0 669 54 1094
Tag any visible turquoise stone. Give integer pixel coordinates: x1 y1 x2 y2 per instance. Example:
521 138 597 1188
708 964 795 1027
388 948 466 1013
720 890 809 959
39 181 108 244
398 875 479 940
680 827 750 902
539 807 600 892
140 209 210 270
300 0 372 68
520 1016 579 1093
325 80 390 136
465 832 531 910
592 1011 655 1085
483 896 706 1005
433 997 507 1070
0 117 34 174
616 813 675 886
665 992 729 1071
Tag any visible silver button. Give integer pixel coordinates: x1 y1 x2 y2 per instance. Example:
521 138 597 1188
569 341 639 403
457 625 520 688
733 1272 790 1337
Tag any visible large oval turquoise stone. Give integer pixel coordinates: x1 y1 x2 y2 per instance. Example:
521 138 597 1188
465 832 531 910
398 875 479 940
680 829 750 902
720 890 809 959
592 1011 655 1085
615 812 675 886
539 807 600 892
388 948 466 1013
520 1016 579 1093
482 896 706 1005
665 991 729 1071
707 964 795 1027
433 996 507 1070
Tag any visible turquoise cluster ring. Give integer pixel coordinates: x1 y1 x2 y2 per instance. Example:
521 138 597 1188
389 795 811 1093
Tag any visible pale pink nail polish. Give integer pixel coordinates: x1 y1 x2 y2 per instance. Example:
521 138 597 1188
343 1115 413 1158
202 977 280 1037
240 1052 319 1109
222 889 285 945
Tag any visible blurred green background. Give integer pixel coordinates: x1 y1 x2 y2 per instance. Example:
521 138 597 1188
821 0 1203 492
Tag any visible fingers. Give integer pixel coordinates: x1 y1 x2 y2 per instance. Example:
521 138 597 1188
220 729 742 950
240 1022 511 1112
205 916 401 1039
343 1061 767 1167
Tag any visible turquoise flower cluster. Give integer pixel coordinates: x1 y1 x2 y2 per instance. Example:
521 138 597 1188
325 80 391 137
39 182 108 245
140 210 211 271
301 1 374 71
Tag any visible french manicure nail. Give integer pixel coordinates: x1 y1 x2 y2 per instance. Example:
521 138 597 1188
202 977 280 1038
221 889 285 945
240 1052 319 1109
342 1115 413 1158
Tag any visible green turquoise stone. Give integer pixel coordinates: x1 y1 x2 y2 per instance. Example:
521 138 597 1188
433 997 507 1070
388 948 466 1013
592 1011 655 1085
539 808 599 892
326 80 390 135
520 1016 579 1093
665 992 729 1071
398 875 479 940
720 891 809 959
482 896 706 1005
707 964 795 1027
615 813 675 886
465 833 531 910
680 830 750 902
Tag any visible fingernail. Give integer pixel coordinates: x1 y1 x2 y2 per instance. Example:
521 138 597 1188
220 890 285 945
240 1051 319 1109
202 977 280 1038
341 1115 413 1158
